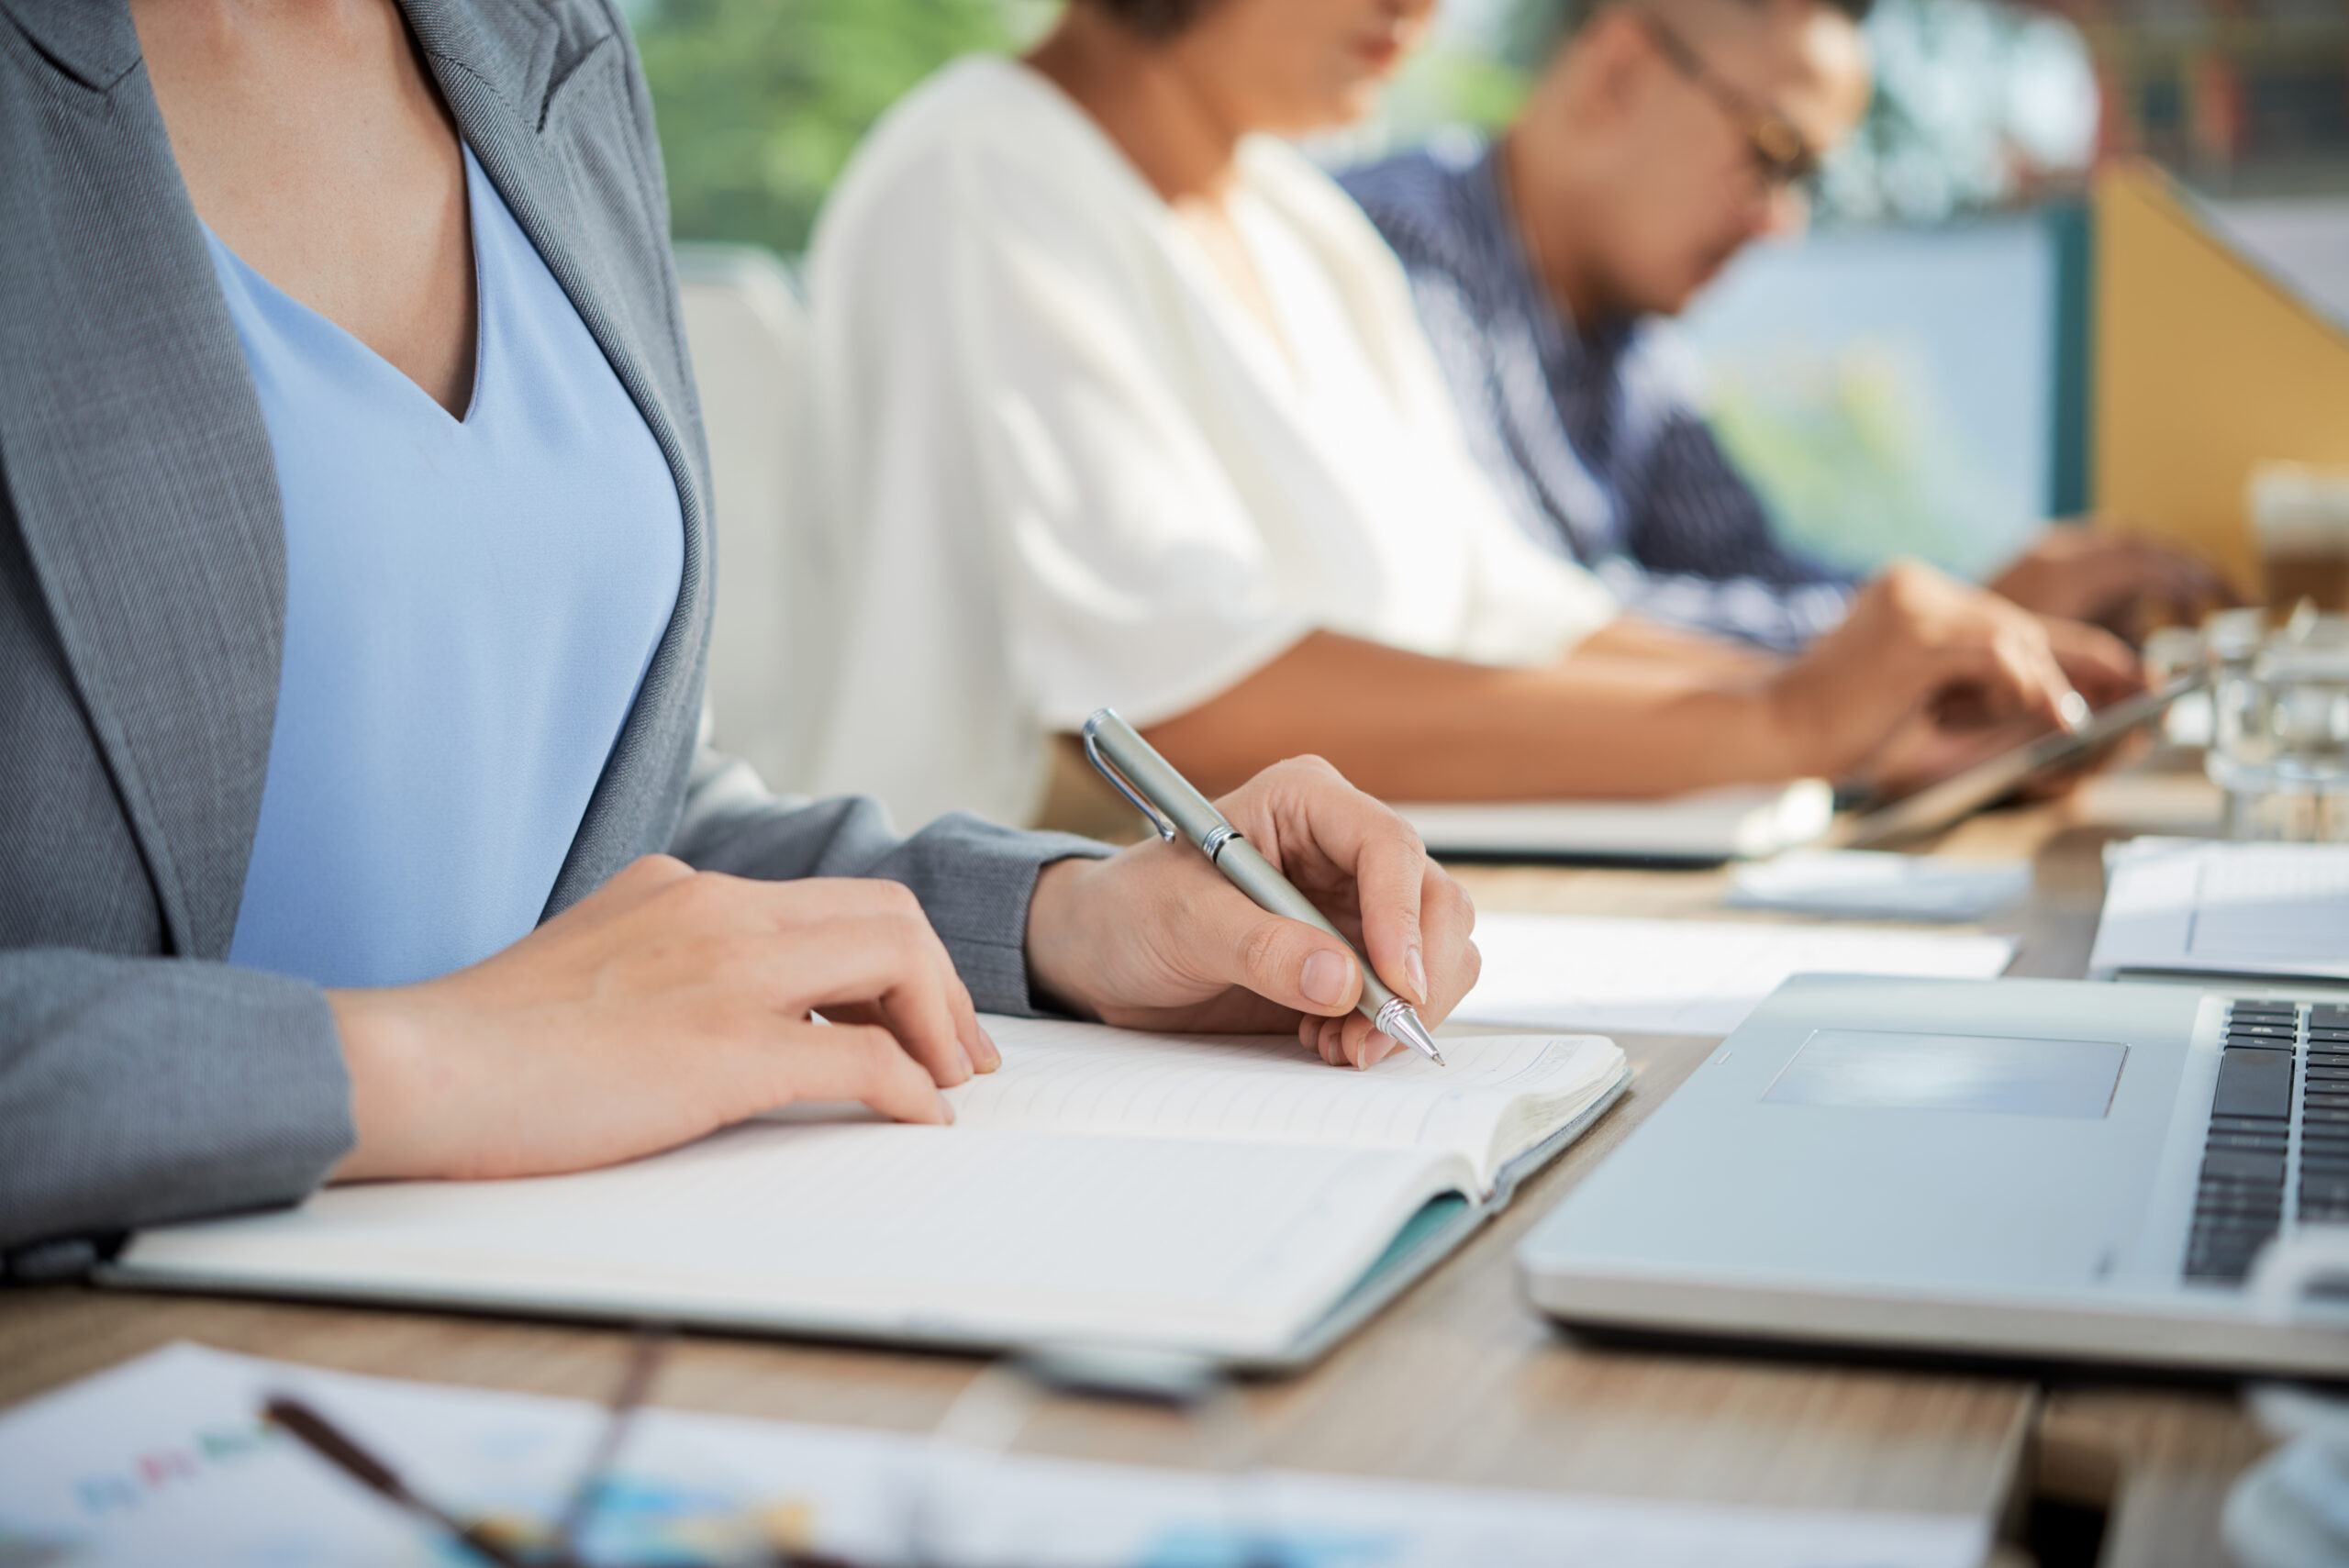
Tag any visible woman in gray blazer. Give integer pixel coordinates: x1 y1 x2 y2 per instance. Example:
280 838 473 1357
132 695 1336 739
0 0 1477 1273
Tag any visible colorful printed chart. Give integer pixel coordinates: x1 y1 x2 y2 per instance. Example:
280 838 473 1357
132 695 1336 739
0 1343 1989 1567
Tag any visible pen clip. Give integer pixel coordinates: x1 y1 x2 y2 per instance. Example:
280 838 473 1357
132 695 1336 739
1082 711 1177 843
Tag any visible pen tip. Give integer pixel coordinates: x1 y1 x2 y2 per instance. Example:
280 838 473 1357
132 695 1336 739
1388 1007 1445 1066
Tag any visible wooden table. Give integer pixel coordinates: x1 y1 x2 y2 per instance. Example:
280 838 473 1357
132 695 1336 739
0 767 2277 1567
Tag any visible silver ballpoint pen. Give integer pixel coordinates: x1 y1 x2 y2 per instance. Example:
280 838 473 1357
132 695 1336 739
1083 708 1445 1066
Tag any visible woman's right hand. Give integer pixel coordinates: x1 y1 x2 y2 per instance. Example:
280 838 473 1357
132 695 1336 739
1763 561 2138 783
327 857 992 1184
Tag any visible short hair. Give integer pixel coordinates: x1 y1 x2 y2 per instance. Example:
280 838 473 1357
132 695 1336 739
1510 0 1875 69
1086 0 1213 41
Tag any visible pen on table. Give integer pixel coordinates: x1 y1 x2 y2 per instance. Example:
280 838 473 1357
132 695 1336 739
1082 708 1445 1066
263 1396 539 1568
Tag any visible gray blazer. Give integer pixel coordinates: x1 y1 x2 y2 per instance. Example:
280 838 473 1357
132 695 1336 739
0 0 1103 1269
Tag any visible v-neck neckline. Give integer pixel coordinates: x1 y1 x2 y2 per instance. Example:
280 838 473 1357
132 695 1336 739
201 145 488 429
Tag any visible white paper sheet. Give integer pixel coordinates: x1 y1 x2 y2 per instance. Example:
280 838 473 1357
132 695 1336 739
2093 836 2349 980
1725 851 2031 922
1456 913 2018 1037
0 1343 1992 1568
1395 779 1834 860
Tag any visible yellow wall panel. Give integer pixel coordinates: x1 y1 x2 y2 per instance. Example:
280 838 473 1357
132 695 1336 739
2094 161 2349 596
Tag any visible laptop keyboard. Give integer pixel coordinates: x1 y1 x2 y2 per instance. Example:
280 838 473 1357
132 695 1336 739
2186 1000 2349 1282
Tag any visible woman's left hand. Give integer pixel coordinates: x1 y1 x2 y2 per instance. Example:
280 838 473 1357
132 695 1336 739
1023 756 1479 1069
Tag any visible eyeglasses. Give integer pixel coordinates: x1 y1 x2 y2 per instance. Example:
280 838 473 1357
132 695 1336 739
1628 6 1823 191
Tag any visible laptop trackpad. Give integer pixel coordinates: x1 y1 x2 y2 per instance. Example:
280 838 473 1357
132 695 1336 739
1764 1029 2129 1119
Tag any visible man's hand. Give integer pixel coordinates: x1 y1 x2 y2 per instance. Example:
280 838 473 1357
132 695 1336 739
1990 526 2238 640
1024 756 1479 1071
329 859 990 1184
2039 611 2146 708
1834 595 2146 797
1765 561 2130 781
1852 705 2114 801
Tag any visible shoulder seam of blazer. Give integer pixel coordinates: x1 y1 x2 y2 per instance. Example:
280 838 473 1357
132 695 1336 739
0 0 139 93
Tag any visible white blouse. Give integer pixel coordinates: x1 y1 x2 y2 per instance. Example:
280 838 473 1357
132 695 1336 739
801 57 1617 828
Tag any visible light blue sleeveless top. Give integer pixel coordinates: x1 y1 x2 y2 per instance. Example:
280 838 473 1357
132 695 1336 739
209 146 683 989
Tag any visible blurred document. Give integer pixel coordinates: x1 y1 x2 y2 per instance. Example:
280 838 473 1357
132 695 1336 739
2094 837 2349 981
0 1342 1991 1568
1396 780 1833 862
1457 913 2017 1037
1726 851 2031 922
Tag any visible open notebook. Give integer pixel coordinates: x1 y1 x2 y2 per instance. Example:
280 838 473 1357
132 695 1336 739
106 1018 1628 1370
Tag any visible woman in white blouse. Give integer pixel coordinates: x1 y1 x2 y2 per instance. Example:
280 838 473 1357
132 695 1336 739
802 0 2136 829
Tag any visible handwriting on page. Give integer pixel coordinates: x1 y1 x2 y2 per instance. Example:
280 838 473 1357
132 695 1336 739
950 1020 1575 1151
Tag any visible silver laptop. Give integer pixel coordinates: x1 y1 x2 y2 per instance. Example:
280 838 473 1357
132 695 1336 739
1518 973 2349 1375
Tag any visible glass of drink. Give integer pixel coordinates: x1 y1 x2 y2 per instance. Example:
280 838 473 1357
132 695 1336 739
2209 617 2349 840
2249 462 2349 619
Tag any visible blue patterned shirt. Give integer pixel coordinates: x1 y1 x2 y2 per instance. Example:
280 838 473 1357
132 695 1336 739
1341 138 1857 651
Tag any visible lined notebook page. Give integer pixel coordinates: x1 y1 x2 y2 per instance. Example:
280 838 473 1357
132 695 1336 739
117 1124 1462 1360
948 1018 1620 1191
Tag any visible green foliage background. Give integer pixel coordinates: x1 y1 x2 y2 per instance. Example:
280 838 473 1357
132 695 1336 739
633 0 2087 263
634 0 1532 260
637 0 1027 259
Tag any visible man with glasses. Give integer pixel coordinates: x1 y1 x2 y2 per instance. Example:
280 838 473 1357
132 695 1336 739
1341 0 2224 652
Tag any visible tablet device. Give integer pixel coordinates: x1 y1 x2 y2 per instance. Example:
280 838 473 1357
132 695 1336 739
1836 671 2205 850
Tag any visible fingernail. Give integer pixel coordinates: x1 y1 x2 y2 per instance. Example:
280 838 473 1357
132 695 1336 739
975 1026 1002 1073
955 1040 976 1081
1301 949 1352 1008
938 1093 956 1125
2058 690 2090 732
1404 946 1428 1005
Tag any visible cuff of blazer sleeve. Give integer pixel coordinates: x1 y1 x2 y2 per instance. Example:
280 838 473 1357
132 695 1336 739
0 954 352 1259
667 783 1114 1018
892 815 1113 1017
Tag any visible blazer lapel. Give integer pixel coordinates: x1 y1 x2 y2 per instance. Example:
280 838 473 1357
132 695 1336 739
0 0 713 958
0 0 284 962
404 0 715 916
